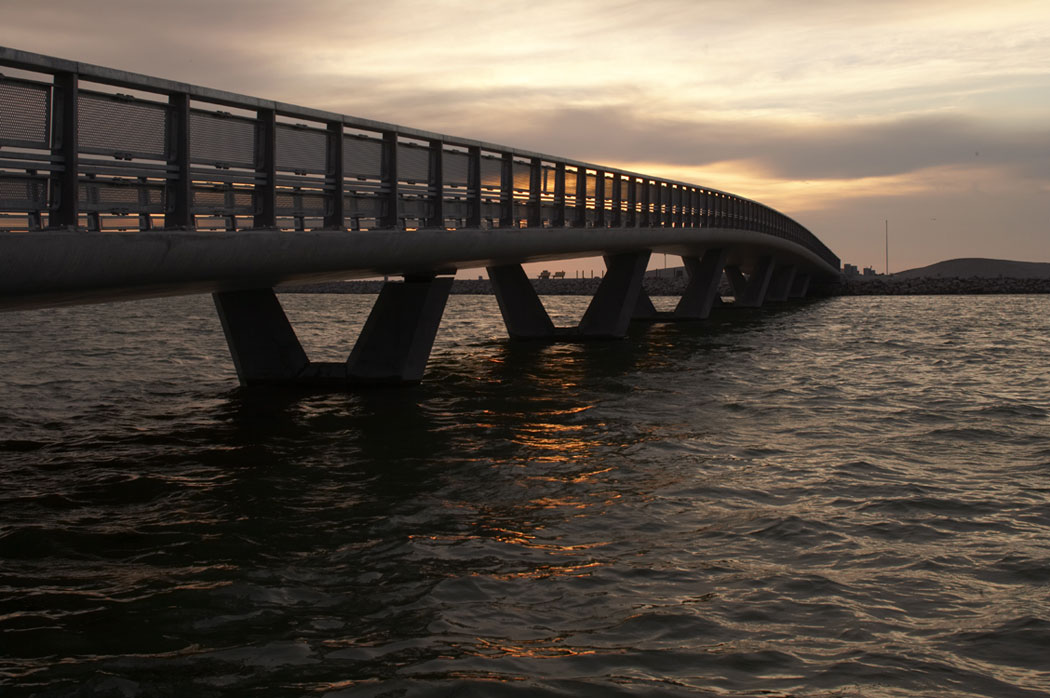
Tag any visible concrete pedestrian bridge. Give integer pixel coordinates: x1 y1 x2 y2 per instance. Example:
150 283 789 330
0 47 841 387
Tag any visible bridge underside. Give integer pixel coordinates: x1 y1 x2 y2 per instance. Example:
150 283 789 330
0 225 836 311
0 225 833 387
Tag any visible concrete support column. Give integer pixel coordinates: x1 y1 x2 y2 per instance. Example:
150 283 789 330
345 276 452 384
766 264 797 303
487 263 555 339
632 290 658 320
577 250 651 337
725 255 775 308
790 273 811 298
674 248 727 319
213 288 310 385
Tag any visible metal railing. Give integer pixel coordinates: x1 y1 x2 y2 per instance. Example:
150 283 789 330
0 47 840 270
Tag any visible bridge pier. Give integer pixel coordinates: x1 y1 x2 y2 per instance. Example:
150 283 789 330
343 276 453 384
578 251 651 337
489 251 651 340
789 272 812 298
214 276 452 387
725 255 775 308
673 248 728 319
634 248 728 322
488 263 556 339
214 288 310 384
766 264 797 303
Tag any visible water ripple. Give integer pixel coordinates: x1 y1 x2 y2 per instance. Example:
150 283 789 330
1 295 1049 696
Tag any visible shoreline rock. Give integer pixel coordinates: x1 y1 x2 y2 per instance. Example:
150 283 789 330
829 277 1050 295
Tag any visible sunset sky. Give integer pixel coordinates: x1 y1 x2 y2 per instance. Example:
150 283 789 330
3 0 1048 273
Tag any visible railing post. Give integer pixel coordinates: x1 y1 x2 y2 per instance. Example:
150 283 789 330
254 108 277 229
573 168 587 227
325 121 345 230
611 174 623 227
500 152 514 228
594 169 606 228
466 146 482 228
527 157 542 228
552 162 566 227
49 71 78 230
380 131 399 229
165 92 192 230
673 186 681 228
626 177 636 227
638 179 649 227
655 183 665 227
426 139 444 228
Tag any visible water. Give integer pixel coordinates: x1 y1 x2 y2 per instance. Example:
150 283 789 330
1 293 1049 697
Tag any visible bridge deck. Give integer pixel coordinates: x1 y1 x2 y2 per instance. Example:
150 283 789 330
1 45 838 311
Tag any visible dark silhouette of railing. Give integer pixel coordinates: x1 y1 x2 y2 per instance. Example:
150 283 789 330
0 47 840 270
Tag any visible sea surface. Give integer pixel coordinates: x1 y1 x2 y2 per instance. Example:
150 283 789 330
1 293 1049 697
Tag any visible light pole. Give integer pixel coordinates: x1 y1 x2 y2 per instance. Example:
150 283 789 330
885 219 889 275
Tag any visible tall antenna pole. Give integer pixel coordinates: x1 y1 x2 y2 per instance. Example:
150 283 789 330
885 219 889 275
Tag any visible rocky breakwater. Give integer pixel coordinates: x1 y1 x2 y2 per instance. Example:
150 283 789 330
833 276 1050 295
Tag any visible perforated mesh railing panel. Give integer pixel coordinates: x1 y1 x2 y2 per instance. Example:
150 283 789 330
343 135 382 178
480 156 501 189
512 161 530 193
0 78 50 148
276 125 327 174
189 111 257 168
277 189 326 217
442 150 469 186
564 170 578 201
79 179 165 212
397 143 429 183
193 185 255 215
541 165 557 195
345 194 380 216
78 91 168 158
0 175 48 210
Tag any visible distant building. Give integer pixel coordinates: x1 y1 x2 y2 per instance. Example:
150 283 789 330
843 264 859 277
862 266 877 277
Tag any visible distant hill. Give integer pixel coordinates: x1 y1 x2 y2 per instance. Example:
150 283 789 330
892 258 1050 280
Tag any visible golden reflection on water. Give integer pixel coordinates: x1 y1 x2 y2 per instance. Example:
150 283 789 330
466 635 602 660
502 404 608 465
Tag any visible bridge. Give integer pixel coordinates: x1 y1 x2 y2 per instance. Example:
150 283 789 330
0 47 841 387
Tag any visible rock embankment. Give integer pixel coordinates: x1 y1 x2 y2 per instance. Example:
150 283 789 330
833 277 1050 295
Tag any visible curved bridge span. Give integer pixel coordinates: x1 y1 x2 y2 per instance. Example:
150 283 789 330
1 47 841 387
